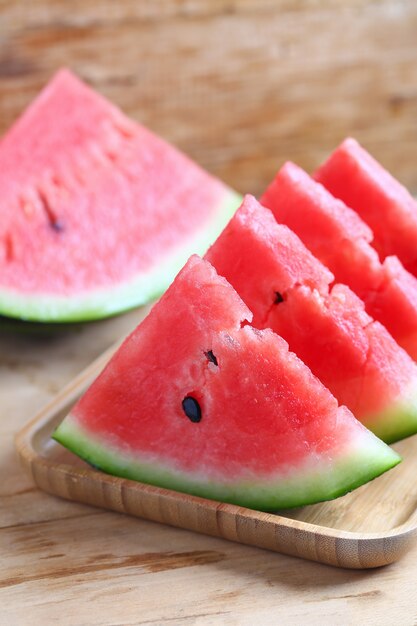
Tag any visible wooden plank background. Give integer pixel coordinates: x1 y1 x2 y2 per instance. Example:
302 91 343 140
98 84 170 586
0 0 416 197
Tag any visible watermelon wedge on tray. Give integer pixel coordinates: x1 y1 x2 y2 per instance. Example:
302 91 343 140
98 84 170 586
206 196 417 444
53 255 400 510
260 162 417 360
0 70 240 323
315 138 417 277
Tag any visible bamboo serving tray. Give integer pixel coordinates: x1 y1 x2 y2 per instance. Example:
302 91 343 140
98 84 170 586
16 344 417 570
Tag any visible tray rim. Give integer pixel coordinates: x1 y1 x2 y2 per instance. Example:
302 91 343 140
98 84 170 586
15 345 417 570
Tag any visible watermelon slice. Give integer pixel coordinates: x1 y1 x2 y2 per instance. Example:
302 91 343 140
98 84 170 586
260 162 417 360
53 256 399 510
0 70 240 322
314 138 417 277
206 196 417 443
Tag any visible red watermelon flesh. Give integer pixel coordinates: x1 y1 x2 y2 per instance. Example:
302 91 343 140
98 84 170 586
203 195 333 327
371 256 417 361
268 284 417 443
260 162 417 360
314 137 417 277
206 196 417 443
0 69 240 322
53 256 399 510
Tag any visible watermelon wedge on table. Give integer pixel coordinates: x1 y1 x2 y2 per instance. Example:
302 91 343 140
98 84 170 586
206 196 417 443
53 255 400 510
0 69 240 322
260 162 417 360
315 138 417 277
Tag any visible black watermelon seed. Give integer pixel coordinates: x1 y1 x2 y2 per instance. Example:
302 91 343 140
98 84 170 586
182 396 202 423
38 189 64 233
205 350 218 366
274 291 284 304
51 219 64 233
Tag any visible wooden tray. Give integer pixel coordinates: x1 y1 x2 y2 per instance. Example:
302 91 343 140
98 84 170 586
15 345 417 570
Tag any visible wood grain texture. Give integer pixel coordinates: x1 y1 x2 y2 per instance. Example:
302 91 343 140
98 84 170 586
15 341 417 572
0 1 417 198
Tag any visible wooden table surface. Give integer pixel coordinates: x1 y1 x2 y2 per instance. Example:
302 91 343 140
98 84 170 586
1 314 417 626
1 0 417 196
2 1 417 623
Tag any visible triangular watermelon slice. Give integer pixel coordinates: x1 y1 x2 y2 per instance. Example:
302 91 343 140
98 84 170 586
0 70 240 322
314 137 417 277
53 256 399 510
260 161 417 360
206 196 417 443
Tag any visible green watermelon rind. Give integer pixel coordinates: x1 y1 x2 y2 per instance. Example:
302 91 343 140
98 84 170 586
0 191 241 323
53 416 401 511
363 384 417 444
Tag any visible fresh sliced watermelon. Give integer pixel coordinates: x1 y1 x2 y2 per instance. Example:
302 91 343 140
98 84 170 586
206 196 417 443
0 69 240 322
53 256 400 510
260 162 417 360
314 138 417 277
204 191 333 328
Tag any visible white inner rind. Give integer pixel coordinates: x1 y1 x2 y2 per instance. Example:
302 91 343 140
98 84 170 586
53 414 401 511
0 191 241 322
